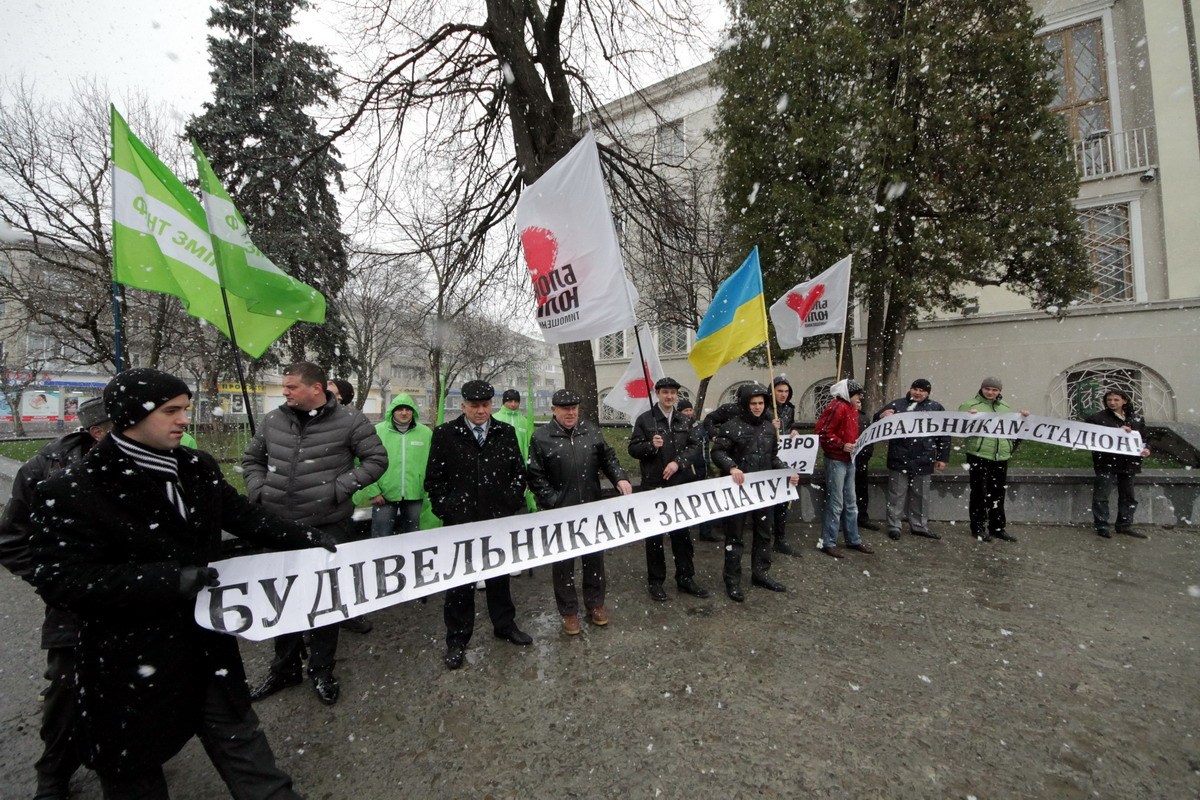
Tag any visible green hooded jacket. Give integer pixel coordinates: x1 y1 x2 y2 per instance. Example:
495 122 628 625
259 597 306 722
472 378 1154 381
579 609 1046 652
353 393 433 504
492 405 537 511
958 393 1016 461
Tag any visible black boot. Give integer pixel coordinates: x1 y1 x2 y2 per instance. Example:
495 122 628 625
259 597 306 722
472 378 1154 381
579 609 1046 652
725 582 745 602
751 573 786 592
772 536 800 557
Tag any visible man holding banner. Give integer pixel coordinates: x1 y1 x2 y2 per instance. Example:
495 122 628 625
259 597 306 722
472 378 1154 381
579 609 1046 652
426 380 533 670
29 369 334 799
878 379 951 541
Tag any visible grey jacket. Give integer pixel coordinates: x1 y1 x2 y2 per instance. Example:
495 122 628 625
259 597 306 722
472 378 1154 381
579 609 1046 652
243 392 388 527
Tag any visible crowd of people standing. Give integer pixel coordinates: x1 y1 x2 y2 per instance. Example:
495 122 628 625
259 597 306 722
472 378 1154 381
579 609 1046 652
0 364 1155 798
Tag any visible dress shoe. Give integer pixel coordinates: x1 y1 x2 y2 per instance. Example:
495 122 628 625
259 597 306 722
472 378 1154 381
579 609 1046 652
975 531 993 542
311 673 340 705
823 545 845 559
445 645 466 670
725 583 745 602
773 539 800 557
1116 527 1148 539
562 615 581 635
588 606 609 626
993 530 1018 542
494 626 533 646
848 542 875 554
249 670 302 702
887 528 901 540
751 573 786 592
676 577 711 598
859 519 881 531
341 615 372 634
911 529 941 540
1096 528 1111 538
647 583 669 602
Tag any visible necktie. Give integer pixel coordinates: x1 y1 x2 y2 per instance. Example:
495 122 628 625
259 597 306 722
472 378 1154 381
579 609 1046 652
474 425 485 446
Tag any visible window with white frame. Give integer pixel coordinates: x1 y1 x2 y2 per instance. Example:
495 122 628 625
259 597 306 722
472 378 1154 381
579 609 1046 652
598 331 626 361
1047 358 1175 421
1077 203 1133 304
655 120 686 162
658 324 689 356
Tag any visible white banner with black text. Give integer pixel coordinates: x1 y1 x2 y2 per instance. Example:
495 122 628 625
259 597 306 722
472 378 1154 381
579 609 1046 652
196 470 799 640
851 412 1143 460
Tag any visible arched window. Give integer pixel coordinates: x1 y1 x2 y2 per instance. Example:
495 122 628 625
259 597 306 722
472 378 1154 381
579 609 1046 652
598 387 629 423
1047 358 1175 421
797 377 838 426
718 381 755 407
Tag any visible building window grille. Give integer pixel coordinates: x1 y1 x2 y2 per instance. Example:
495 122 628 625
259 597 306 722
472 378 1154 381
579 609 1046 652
598 331 626 361
797 377 837 426
658 325 689 356
1048 358 1175 421
1078 204 1133 304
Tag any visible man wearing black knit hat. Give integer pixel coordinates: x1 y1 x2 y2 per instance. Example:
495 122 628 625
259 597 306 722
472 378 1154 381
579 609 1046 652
27 368 334 799
877 378 950 541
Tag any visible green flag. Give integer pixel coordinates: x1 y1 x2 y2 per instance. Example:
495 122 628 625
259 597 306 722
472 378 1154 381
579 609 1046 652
110 106 296 357
193 143 326 323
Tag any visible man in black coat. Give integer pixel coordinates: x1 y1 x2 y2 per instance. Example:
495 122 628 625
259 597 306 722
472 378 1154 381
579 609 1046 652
877 378 950 540
628 377 711 601
425 379 532 670
710 384 799 602
28 369 334 799
0 398 109 799
528 388 631 634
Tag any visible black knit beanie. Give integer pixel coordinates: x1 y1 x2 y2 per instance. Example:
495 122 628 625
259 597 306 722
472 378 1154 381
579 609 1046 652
103 369 192 433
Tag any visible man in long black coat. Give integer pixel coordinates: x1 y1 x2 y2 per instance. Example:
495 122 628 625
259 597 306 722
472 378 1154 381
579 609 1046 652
425 379 532 670
28 368 335 799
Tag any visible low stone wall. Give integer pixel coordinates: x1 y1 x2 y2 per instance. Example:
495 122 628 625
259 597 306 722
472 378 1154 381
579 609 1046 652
795 469 1198 529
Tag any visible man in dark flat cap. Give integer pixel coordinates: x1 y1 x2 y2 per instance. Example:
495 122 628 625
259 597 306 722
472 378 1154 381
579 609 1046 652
425 379 533 670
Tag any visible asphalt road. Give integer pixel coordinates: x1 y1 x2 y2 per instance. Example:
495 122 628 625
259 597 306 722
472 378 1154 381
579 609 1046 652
2 520 1198 799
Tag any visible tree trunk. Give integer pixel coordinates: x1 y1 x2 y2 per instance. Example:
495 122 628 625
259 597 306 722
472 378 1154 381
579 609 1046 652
558 341 599 423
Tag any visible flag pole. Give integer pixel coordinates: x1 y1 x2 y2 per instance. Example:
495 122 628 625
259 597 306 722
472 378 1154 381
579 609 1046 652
757 250 780 437
107 145 125 373
629 324 657 417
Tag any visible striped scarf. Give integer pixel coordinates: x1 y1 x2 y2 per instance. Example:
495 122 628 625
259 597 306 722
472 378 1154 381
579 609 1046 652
112 433 189 520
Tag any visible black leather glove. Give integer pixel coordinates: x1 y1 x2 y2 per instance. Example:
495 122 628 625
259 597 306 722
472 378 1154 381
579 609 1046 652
312 531 338 553
179 566 220 598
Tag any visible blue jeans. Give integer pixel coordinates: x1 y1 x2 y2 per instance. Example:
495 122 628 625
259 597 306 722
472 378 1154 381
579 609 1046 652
371 500 423 537
822 459 861 548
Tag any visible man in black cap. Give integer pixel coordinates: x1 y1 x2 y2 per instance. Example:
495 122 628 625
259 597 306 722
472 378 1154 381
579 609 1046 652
1 397 110 799
877 378 950 541
243 361 387 705
629 377 710 601
28 368 333 799
425 379 532 669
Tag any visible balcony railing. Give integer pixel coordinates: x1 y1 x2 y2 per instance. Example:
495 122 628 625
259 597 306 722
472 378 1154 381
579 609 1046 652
1070 126 1156 180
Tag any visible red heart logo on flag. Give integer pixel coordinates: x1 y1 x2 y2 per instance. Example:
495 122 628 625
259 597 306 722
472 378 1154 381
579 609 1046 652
785 284 825 323
521 226 557 307
625 361 653 398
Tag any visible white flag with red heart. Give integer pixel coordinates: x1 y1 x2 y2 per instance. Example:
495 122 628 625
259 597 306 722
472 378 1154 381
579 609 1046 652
602 331 665 421
768 255 852 349
515 132 637 344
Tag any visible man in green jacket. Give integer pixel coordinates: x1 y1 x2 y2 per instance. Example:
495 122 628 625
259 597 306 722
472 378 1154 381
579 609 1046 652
493 389 537 512
355 392 433 537
958 377 1027 543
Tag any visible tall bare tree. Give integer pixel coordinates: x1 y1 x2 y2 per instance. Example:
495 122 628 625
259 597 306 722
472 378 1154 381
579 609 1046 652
336 249 418 408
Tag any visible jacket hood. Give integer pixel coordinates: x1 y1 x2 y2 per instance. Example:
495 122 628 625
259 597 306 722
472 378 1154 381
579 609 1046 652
772 376 792 402
737 383 770 413
387 392 420 425
830 379 851 402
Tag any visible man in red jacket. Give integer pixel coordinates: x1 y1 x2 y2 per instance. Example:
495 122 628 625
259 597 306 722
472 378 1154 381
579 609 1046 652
816 379 875 558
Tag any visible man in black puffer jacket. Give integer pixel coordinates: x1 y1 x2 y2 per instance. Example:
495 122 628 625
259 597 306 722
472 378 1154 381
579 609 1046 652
877 378 950 541
629 377 711 602
243 361 387 705
528 389 631 634
710 384 799 602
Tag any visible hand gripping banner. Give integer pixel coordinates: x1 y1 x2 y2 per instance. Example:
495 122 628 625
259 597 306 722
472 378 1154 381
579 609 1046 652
197 470 798 640
851 412 1144 460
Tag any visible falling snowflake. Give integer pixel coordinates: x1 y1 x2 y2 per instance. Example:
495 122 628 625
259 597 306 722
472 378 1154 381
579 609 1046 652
918 675 931 684
137 665 156 678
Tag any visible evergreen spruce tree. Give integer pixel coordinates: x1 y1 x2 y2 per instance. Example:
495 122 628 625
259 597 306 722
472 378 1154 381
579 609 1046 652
187 0 349 369
713 0 1090 407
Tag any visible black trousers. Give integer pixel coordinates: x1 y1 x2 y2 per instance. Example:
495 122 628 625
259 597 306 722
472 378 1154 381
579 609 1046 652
1093 471 1137 530
269 520 352 678
855 458 871 521
98 679 298 800
645 528 695 585
444 575 517 648
771 502 791 539
723 508 772 584
967 455 1009 535
35 646 82 798
552 553 606 616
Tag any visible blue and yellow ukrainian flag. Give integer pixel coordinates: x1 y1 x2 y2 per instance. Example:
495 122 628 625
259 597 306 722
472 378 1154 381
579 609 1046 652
688 248 768 380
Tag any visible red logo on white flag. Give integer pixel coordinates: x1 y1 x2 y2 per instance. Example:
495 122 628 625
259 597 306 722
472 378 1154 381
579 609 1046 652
520 226 558 307
769 255 852 349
